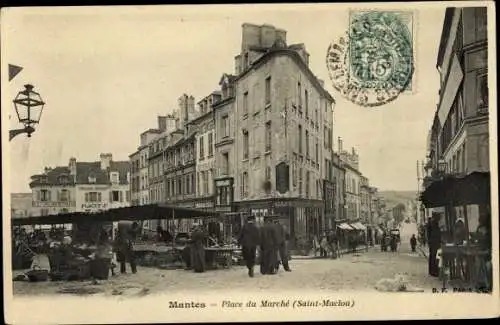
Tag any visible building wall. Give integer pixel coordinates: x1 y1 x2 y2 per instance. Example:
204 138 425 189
344 165 361 221
195 115 216 199
31 185 77 216
234 53 334 202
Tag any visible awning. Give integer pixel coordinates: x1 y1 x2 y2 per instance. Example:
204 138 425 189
11 204 220 226
350 222 367 231
337 223 354 230
420 171 490 208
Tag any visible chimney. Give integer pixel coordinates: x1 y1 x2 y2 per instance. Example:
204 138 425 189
338 137 343 153
158 116 167 131
100 153 112 170
318 79 324 87
69 157 77 180
352 147 355 155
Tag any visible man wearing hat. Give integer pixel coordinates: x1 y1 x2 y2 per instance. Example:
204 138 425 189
260 216 278 275
274 220 291 272
238 215 261 277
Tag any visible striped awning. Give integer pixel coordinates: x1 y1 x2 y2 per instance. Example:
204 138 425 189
337 223 354 230
350 222 367 230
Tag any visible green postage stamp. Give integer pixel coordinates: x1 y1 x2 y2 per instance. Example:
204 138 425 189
327 10 414 107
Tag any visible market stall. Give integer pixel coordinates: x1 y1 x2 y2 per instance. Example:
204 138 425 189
420 171 491 291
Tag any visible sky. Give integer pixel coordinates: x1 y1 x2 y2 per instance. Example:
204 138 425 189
2 4 445 193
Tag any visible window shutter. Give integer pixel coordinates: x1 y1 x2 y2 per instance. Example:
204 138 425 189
119 191 123 202
57 190 60 202
48 190 52 201
109 191 113 202
85 193 89 202
36 190 41 201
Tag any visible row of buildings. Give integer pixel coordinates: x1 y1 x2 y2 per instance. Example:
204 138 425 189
127 23 388 243
21 23 390 246
420 7 489 236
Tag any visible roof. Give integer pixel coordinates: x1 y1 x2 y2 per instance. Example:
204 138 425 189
235 48 335 103
11 204 220 225
30 160 130 187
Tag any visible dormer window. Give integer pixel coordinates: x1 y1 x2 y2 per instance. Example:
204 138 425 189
88 174 97 184
58 175 69 184
110 172 119 184
40 175 48 184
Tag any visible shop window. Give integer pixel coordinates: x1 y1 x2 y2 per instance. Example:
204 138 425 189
477 73 488 111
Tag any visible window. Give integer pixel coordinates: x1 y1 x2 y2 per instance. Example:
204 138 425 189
298 168 303 195
298 82 302 108
265 76 271 105
315 140 319 163
178 177 182 195
111 191 122 202
243 92 249 116
221 115 229 138
243 130 249 159
241 172 249 198
40 189 51 202
477 73 488 111
265 121 272 151
222 152 229 175
305 171 310 197
111 172 119 184
88 175 97 184
265 165 271 181
59 189 69 202
292 162 297 187
207 133 214 156
305 90 309 118
298 125 303 154
244 52 249 69
199 136 205 159
305 130 310 157
186 175 191 194
315 108 318 124
126 190 130 202
324 127 328 148
85 192 102 202
203 171 209 194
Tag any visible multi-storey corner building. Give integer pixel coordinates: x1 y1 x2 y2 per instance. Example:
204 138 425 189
228 23 335 242
30 154 130 219
213 74 237 214
329 147 346 228
340 147 361 222
191 92 221 211
360 175 371 225
423 7 489 231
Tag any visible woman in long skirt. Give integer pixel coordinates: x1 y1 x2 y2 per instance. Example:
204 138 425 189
191 227 207 273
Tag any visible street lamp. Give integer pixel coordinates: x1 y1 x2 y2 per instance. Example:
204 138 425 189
437 159 448 174
10 84 45 141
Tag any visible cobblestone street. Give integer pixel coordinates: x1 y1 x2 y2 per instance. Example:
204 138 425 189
13 243 441 297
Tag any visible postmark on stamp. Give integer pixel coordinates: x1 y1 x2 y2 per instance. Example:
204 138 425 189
326 10 414 107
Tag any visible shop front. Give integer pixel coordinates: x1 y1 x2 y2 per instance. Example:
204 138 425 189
233 197 323 250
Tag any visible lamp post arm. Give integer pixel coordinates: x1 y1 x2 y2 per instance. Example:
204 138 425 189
9 126 35 141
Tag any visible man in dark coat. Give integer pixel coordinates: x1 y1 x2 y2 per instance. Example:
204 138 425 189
238 215 261 277
274 221 292 272
260 217 278 275
410 234 417 253
428 214 441 277
191 226 207 273
115 221 138 274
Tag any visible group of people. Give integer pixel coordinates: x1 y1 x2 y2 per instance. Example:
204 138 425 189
380 232 399 252
313 231 340 258
238 215 291 277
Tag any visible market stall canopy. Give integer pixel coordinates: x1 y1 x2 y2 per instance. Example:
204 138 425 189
349 222 367 231
337 223 354 230
11 204 220 226
420 171 490 208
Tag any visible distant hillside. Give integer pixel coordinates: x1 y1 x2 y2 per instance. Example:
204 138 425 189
378 191 417 209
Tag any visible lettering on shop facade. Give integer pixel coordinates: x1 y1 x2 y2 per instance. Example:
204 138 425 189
81 203 108 210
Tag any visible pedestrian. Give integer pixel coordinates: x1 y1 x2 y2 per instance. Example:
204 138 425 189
115 221 138 274
319 232 328 258
191 225 207 273
274 220 291 272
428 214 441 277
327 230 337 259
260 216 278 275
238 215 261 277
410 234 417 253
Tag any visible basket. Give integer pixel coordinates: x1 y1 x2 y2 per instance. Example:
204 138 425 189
26 266 49 282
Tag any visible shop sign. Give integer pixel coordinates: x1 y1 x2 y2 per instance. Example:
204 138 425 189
33 201 75 208
215 179 232 187
81 203 108 210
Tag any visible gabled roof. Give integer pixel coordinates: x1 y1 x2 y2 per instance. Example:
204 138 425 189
30 160 130 187
218 73 236 86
